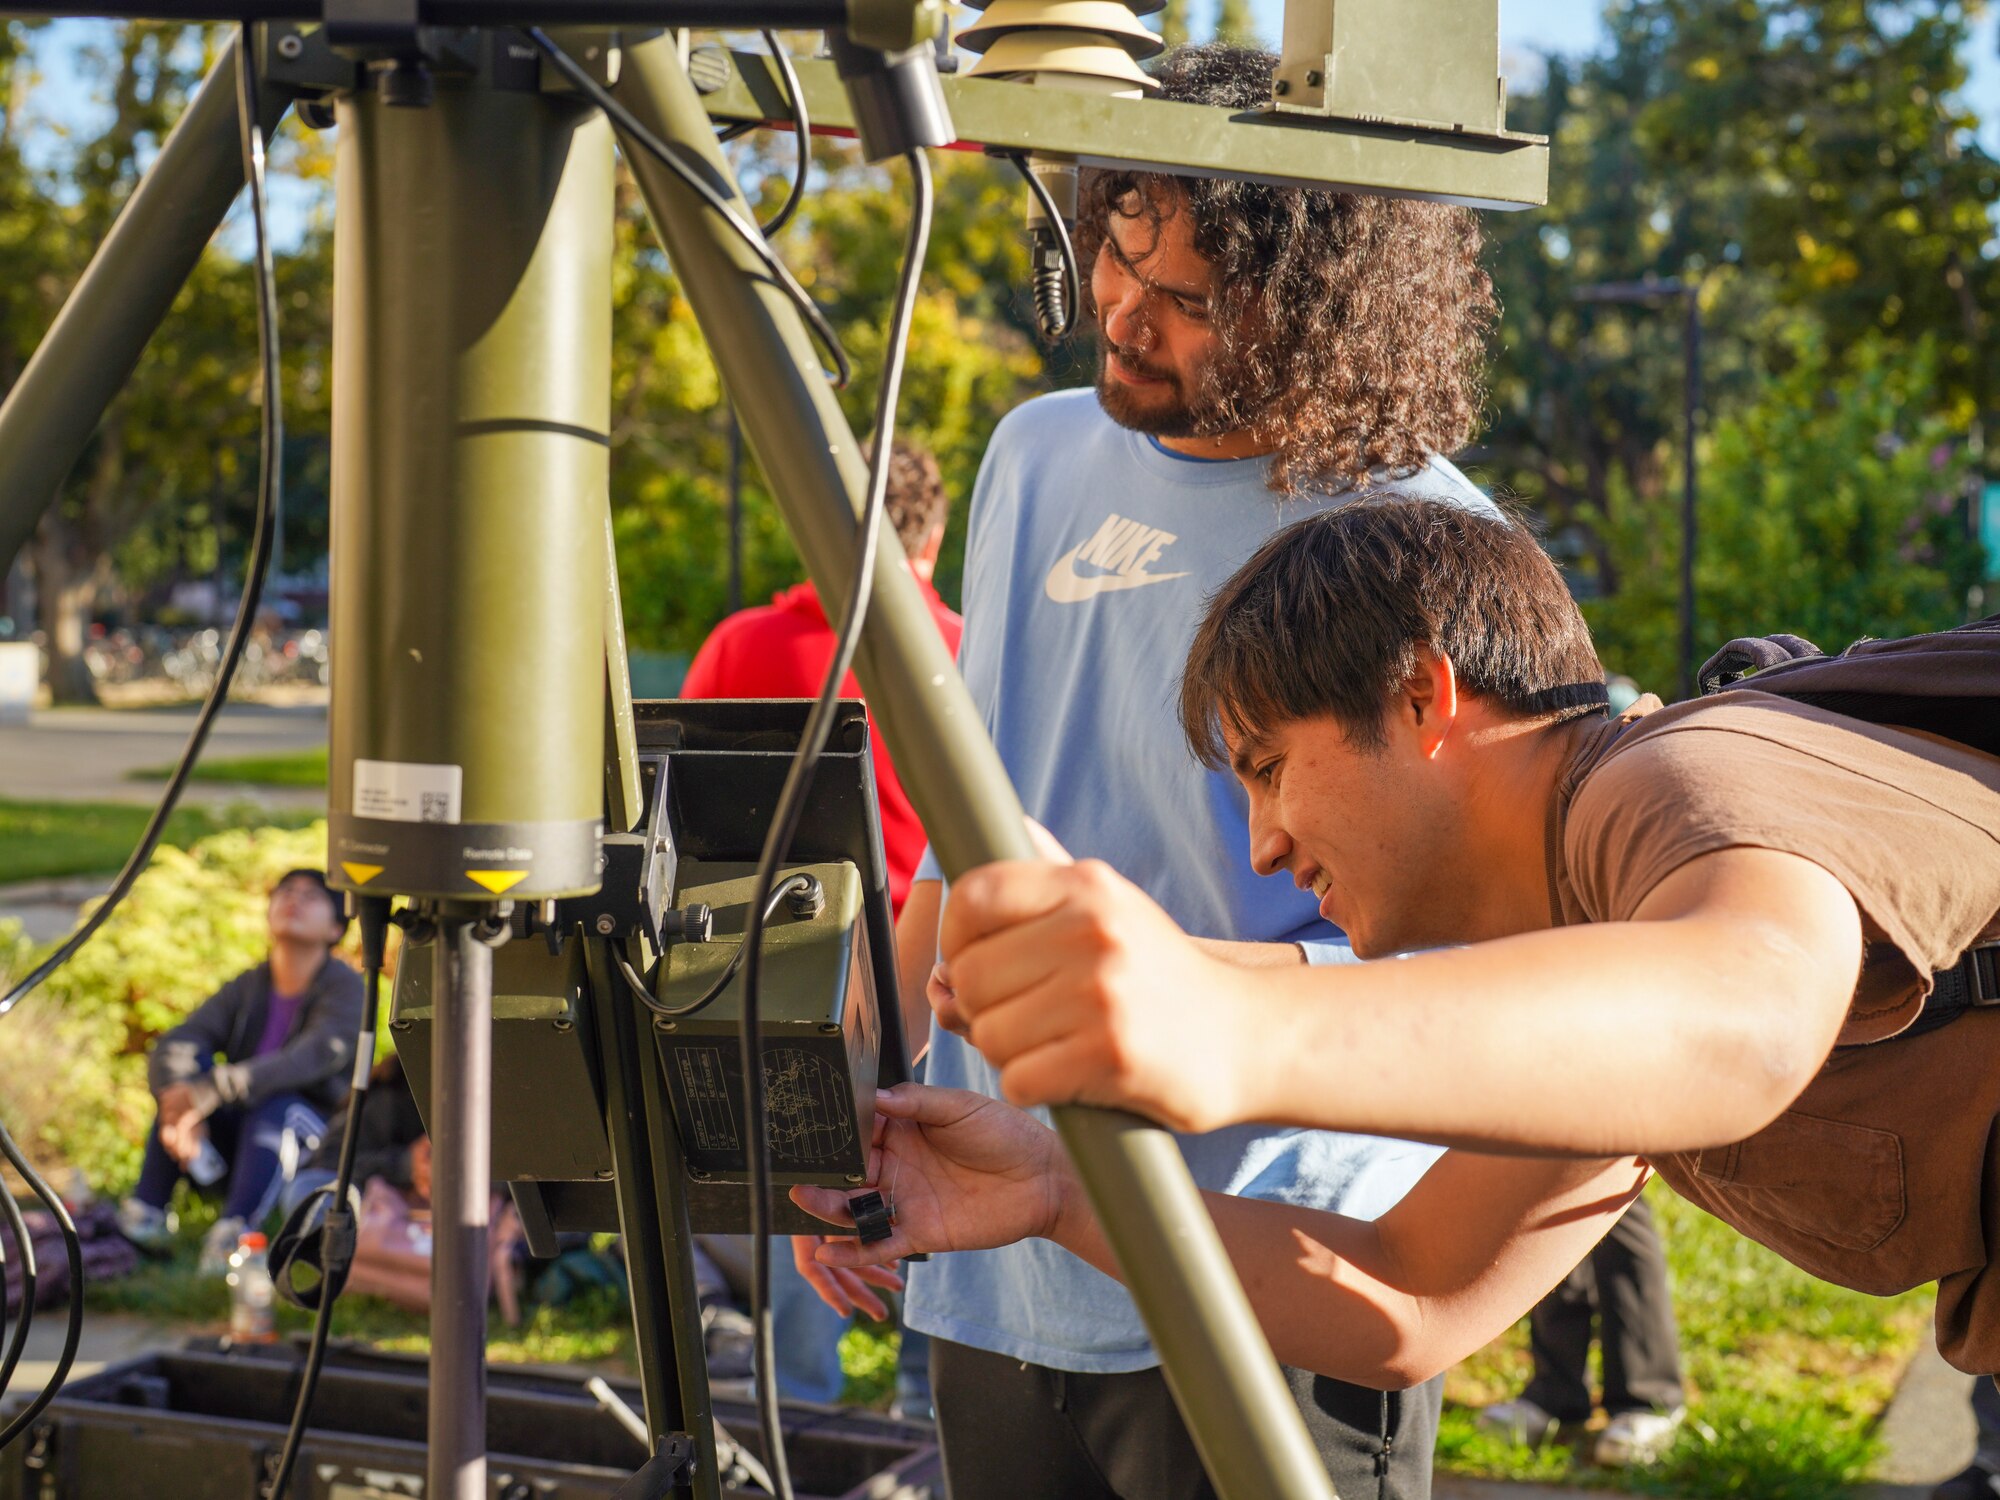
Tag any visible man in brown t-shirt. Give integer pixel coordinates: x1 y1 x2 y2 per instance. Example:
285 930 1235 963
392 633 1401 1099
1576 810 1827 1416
789 496 2000 1388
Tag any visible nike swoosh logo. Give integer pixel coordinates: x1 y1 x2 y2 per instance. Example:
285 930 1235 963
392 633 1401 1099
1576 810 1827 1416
1044 546 1192 603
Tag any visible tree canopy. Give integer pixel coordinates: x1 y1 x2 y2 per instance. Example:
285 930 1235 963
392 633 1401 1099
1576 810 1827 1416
0 2 1993 697
1476 0 1996 688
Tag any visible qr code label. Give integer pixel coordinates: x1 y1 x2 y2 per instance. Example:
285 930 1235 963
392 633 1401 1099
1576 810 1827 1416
353 759 463 825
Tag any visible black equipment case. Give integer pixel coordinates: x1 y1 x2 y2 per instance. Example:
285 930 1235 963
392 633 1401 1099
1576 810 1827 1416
0 1340 938 1500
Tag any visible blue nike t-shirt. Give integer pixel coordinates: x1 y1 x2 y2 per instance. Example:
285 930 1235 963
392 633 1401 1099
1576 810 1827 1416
904 387 1495 1372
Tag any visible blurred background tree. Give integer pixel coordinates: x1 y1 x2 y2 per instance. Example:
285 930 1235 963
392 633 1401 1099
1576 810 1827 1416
0 0 1993 688
1476 0 1997 690
605 134 1044 655
0 23 337 701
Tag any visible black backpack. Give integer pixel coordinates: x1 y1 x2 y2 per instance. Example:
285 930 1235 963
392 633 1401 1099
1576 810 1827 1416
1697 614 2000 1035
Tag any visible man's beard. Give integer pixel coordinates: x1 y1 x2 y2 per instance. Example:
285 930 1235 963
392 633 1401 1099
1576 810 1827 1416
1094 341 1257 440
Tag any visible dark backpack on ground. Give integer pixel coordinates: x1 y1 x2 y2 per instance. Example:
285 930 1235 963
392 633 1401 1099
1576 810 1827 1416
1697 613 2000 1034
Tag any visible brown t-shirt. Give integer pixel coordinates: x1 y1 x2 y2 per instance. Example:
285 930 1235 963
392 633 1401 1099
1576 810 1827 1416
1552 689 2000 1374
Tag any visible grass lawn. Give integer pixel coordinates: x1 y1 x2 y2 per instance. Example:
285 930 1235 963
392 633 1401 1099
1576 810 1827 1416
0 798 322 886
129 746 328 788
1436 1182 1932 1500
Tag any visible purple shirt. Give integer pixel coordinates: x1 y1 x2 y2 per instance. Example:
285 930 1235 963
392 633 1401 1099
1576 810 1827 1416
253 987 306 1058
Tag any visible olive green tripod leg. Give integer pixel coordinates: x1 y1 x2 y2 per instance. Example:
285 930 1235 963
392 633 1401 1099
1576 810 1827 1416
0 32 291 572
608 38 1339 1500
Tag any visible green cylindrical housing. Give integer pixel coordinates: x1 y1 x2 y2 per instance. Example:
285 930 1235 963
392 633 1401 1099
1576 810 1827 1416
327 80 614 903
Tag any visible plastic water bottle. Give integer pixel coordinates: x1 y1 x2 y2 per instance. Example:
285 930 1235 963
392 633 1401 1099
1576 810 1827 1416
188 1137 227 1187
227 1232 276 1342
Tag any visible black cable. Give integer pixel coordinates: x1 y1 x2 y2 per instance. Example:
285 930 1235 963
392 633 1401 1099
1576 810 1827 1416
615 872 813 1020
755 29 809 237
738 146 932 1500
1010 155 1080 342
0 1118 81 1450
0 1159 37 1405
0 33 284 1021
526 28 851 388
0 1220 10 1397
717 119 758 143
264 898 390 1500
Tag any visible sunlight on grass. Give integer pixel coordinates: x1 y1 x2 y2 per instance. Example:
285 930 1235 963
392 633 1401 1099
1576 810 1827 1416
1438 1184 1932 1500
129 747 329 787
0 798 319 884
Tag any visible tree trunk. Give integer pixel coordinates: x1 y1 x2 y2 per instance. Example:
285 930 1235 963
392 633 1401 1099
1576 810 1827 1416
29 522 100 706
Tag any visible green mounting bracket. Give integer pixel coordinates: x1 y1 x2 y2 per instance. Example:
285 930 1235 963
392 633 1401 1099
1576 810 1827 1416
692 47 1547 208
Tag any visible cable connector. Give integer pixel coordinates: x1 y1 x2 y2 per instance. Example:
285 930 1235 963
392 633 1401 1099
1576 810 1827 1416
784 877 826 922
357 895 392 974
664 903 714 943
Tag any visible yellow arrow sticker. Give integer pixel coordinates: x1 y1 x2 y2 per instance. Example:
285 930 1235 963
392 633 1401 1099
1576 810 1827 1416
341 862 384 886
466 869 528 895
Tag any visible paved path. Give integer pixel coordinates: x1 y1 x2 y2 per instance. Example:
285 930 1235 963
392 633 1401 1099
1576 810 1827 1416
0 702 326 808
10 1309 181 1400
1870 1338 1977 1491
0 876 114 943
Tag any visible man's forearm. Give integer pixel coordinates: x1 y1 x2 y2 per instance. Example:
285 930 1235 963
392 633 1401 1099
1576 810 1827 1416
1191 937 1308 968
1045 1150 1643 1387
1241 855 1859 1156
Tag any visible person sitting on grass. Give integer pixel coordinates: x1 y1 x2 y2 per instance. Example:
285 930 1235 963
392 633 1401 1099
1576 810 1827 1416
118 867 363 1272
793 496 2000 1394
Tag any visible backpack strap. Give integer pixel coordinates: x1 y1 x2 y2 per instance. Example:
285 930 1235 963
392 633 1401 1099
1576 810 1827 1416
1905 943 2000 1040
1698 634 1825 695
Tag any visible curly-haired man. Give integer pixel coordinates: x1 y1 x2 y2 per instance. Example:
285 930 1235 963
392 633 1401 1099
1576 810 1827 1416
793 42 1501 1500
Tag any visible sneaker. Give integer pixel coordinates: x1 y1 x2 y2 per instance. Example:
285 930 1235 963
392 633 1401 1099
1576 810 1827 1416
1476 1397 1562 1449
197 1216 247 1275
1932 1459 2000 1500
115 1198 176 1256
701 1300 755 1381
1594 1406 1686 1467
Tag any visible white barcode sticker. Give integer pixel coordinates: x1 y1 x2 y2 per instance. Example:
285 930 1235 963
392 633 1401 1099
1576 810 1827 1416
352 758 463 824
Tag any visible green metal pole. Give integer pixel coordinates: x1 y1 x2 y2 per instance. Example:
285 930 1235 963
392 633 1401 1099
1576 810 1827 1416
604 509 644 834
0 31 290 573
583 934 721 1500
610 38 1339 1500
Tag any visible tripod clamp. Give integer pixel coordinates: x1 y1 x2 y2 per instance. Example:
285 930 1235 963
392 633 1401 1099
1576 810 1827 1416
610 1435 699 1499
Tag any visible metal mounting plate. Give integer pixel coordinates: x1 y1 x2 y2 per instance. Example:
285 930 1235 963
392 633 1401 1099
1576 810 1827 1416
702 50 1547 208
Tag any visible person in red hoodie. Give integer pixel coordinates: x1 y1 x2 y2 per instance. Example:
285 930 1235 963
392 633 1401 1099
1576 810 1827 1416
681 439 962 919
678 438 958 1414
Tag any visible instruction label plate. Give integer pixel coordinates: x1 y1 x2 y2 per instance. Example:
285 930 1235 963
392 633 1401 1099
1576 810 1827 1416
674 1046 741 1155
352 758 463 825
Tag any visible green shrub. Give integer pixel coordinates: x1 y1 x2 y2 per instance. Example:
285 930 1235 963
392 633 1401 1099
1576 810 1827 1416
0 821 367 1192
1581 333 1980 693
